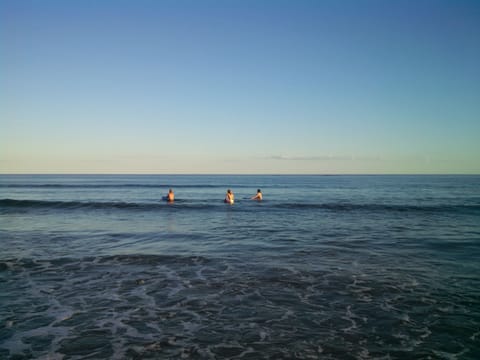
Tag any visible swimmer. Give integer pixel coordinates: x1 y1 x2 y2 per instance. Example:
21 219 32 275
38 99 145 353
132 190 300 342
166 188 174 202
251 189 262 200
224 189 234 204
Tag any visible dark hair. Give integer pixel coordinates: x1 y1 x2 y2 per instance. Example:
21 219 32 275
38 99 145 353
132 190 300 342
257 189 261 192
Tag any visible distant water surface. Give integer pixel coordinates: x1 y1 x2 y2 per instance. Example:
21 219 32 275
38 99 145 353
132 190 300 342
1 175 479 359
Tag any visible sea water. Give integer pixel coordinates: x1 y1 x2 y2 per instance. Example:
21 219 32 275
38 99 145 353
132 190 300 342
0 174 479 359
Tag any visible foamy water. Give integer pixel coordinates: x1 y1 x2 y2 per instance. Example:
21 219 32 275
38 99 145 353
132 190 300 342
1 175 479 359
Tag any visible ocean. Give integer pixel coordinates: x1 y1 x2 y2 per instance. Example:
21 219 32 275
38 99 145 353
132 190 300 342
1 174 479 359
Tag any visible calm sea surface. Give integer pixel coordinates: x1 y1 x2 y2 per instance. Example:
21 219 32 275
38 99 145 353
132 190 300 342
1 175 479 359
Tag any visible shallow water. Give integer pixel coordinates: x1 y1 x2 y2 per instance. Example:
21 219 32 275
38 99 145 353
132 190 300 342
1 175 479 359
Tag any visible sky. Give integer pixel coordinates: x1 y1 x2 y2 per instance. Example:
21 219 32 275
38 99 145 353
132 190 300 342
1 0 479 174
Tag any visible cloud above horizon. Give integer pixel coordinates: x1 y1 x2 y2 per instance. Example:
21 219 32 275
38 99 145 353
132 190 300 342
268 155 382 161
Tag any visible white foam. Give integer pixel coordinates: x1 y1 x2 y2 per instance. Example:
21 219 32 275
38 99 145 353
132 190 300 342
341 305 358 332
432 348 470 360
181 320 201 334
398 313 410 323
195 267 206 280
36 353 64 360
358 348 370 359
420 327 432 339
238 346 255 358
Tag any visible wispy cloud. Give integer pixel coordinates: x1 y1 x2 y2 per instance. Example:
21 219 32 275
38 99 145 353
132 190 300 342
268 155 383 161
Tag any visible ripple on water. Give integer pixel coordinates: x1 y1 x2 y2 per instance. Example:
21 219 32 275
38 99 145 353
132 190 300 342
0 255 479 359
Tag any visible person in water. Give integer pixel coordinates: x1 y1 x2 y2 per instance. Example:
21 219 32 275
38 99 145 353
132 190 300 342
251 189 262 200
225 189 234 204
166 188 174 202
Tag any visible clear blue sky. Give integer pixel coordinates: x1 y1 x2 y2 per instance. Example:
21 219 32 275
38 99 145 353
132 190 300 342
1 0 479 174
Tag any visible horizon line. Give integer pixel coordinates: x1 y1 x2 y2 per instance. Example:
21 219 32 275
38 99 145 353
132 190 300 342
0 173 479 176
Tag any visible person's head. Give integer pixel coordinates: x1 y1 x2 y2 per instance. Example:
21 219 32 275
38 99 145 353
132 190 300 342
227 189 231 194
169 188 173 193
257 189 261 193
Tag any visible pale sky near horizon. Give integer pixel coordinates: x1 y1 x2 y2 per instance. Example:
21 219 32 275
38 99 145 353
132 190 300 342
1 0 479 174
